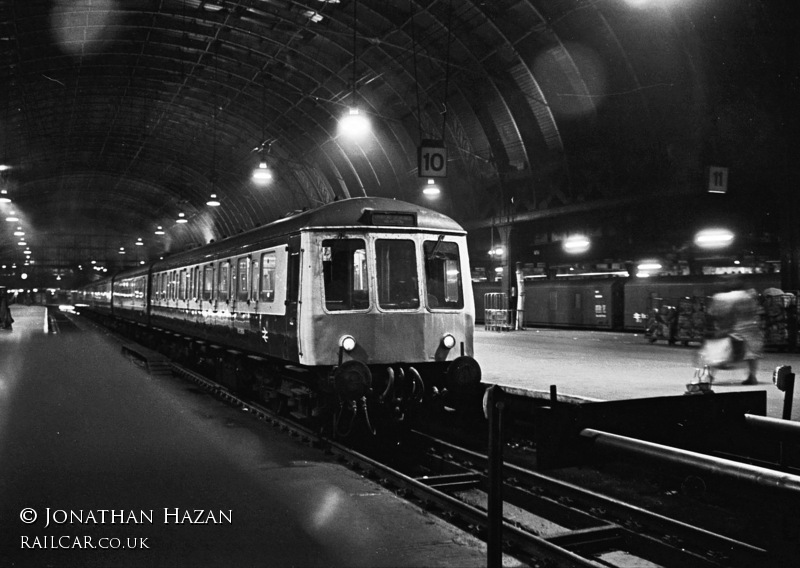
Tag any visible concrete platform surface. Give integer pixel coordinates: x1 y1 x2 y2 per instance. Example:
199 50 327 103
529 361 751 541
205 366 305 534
0 306 492 568
476 327 800 421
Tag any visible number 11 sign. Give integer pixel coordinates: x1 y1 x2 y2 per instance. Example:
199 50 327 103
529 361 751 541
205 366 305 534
418 140 447 178
707 166 729 194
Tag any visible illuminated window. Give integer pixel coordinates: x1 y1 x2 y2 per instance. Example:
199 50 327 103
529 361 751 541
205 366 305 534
203 266 214 301
237 258 250 301
218 263 230 301
260 252 276 302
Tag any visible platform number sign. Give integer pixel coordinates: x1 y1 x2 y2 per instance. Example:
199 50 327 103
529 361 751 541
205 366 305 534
707 166 729 194
418 141 447 178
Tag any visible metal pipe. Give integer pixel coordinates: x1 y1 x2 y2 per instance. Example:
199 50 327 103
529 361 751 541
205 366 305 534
744 413 800 440
580 428 800 497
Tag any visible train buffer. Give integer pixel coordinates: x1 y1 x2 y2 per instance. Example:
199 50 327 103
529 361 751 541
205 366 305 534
121 343 174 378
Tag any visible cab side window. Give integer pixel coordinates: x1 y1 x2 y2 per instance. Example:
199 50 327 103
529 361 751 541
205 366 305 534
423 240 464 309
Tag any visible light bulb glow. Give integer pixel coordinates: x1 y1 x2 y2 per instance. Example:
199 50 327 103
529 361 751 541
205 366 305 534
338 107 371 139
563 235 590 254
694 228 734 249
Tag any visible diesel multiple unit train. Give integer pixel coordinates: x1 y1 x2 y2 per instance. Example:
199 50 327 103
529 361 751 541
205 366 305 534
474 272 784 333
76 198 483 440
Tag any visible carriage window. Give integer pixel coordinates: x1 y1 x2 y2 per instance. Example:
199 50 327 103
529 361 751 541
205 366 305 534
203 266 214 301
423 239 463 309
251 260 259 301
260 252 276 302
237 258 249 301
135 277 145 301
179 269 187 300
322 238 369 311
170 271 179 300
377 239 419 310
218 262 230 301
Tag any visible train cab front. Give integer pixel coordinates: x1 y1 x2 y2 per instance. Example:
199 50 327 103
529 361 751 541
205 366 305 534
321 322 483 444
300 212 483 442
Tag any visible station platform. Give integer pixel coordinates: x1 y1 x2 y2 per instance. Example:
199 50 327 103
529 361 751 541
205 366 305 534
0 306 490 568
475 326 800 421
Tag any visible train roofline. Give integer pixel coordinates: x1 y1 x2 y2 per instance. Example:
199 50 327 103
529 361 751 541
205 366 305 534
90 197 466 283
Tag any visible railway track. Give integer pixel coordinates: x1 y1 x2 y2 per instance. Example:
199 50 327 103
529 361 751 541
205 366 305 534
154 356 771 568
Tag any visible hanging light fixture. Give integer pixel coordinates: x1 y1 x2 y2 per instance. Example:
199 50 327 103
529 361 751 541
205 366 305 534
252 78 273 184
208 38 222 206
338 0 371 140
154 226 165 235
0 189 10 204
563 235 591 254
5 212 18 222
135 237 144 246
252 157 272 183
422 178 440 198
176 213 188 224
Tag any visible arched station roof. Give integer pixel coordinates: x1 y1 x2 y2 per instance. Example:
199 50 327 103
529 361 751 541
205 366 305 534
0 0 796 286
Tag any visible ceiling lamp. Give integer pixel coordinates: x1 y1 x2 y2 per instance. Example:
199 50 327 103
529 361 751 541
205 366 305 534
252 158 273 183
338 107 371 140
563 235 590 254
422 178 440 198
206 193 221 206
5 212 18 222
694 228 734 249
0 164 10 171
0 189 10 204
135 238 144 246
154 226 165 235
119 247 126 255
337 0 371 140
13 228 24 237
17 240 26 246
176 213 188 224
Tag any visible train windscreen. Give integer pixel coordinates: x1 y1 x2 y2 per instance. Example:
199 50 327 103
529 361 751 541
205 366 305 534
322 238 369 311
376 239 420 310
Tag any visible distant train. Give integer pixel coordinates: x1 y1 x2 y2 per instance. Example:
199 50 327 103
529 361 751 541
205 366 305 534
75 197 483 440
474 273 785 334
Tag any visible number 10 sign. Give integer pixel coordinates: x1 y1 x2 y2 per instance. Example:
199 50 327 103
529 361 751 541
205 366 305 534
418 141 447 178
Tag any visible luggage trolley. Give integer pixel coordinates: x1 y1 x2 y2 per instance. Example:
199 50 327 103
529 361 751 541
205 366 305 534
484 293 512 331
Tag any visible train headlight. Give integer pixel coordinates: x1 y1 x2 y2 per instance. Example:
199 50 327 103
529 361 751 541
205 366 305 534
441 333 456 349
339 335 357 352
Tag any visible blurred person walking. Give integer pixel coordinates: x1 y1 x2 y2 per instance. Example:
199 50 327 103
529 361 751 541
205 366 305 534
701 280 763 385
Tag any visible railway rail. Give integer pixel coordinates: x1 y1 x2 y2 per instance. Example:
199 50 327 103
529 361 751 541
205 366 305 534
112 342 772 568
